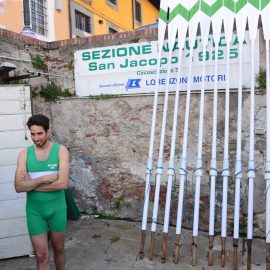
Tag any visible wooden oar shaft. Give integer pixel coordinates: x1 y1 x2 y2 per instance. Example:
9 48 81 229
191 236 197 266
208 235 214 266
161 233 168 263
247 239 252 270
173 234 181 264
139 230 146 259
149 231 155 261
221 237 226 267
233 238 239 270
266 243 270 270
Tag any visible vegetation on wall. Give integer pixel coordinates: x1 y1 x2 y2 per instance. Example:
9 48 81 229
256 68 266 93
31 55 45 70
39 81 75 102
89 94 120 100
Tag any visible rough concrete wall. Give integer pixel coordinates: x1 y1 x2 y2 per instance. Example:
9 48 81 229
0 29 267 237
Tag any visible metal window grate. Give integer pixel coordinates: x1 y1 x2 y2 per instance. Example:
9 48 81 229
75 10 92 33
31 0 48 36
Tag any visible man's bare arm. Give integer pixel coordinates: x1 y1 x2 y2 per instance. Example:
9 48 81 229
35 145 70 191
14 149 55 192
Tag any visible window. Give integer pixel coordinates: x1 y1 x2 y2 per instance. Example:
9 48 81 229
134 0 142 24
107 0 117 5
75 10 92 33
109 27 117 34
31 0 48 36
106 0 118 9
107 22 118 34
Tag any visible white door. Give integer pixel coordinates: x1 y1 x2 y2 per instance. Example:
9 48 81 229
0 85 32 259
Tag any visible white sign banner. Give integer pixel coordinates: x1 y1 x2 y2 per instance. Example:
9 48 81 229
74 32 259 96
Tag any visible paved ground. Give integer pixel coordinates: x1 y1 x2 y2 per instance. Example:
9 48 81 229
0 217 266 270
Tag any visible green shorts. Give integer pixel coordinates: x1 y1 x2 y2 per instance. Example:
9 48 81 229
26 190 67 236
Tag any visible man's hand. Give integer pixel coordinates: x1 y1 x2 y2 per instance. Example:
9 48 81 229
18 169 32 182
41 173 58 184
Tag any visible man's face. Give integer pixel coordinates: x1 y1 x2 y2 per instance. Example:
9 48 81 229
29 125 49 148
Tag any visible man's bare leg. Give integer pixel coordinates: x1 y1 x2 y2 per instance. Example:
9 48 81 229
30 232 50 270
50 232 65 270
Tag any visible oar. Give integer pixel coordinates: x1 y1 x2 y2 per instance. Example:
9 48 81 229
173 0 199 263
261 2 270 269
148 0 178 260
233 1 248 268
191 1 211 265
208 0 223 265
161 0 188 263
139 0 169 259
220 0 235 266
246 2 259 269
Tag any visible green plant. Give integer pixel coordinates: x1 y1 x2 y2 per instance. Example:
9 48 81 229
92 234 102 239
31 87 39 98
89 94 120 100
256 68 266 93
90 208 121 220
110 235 120 243
32 55 45 69
39 81 75 102
115 194 125 209
68 59 74 70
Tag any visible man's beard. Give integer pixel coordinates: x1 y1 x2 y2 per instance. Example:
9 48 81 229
34 138 48 148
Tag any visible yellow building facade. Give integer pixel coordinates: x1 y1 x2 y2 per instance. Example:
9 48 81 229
0 0 158 41
0 0 70 42
70 0 158 37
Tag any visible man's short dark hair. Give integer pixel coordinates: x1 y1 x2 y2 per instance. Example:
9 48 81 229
27 114 50 132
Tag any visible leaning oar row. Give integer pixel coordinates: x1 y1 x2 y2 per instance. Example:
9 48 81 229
139 0 270 269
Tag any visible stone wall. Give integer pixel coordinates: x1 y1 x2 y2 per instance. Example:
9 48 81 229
0 28 267 237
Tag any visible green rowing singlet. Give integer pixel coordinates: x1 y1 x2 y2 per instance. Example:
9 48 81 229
26 143 67 236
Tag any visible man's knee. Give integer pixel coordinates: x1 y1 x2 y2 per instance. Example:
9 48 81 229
53 243 64 255
35 249 49 264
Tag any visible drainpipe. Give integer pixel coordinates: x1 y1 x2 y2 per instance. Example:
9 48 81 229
68 0 72 38
21 0 36 37
131 0 134 30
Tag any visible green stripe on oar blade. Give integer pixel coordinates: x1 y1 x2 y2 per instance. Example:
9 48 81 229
169 4 189 22
159 8 168 22
261 0 270 10
189 1 200 19
201 0 223 17
224 0 236 12
248 0 261 9
235 0 248 13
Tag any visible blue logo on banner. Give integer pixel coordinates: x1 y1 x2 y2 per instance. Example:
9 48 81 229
125 79 141 90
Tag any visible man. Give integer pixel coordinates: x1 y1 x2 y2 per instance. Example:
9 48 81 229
15 114 70 270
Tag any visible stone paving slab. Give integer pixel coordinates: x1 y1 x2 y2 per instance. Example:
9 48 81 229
0 217 266 270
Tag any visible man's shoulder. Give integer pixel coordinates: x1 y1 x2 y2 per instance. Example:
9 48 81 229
58 144 69 155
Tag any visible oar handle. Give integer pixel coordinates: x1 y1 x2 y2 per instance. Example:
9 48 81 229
221 237 226 267
208 235 214 266
173 234 181 264
149 231 155 261
191 236 197 266
233 238 239 270
139 230 146 259
247 239 252 270
266 243 270 270
161 233 168 263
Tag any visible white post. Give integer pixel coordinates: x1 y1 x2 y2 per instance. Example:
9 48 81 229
191 3 211 265
208 7 222 265
139 0 168 259
161 0 188 261
233 5 247 269
173 0 200 263
261 3 270 269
